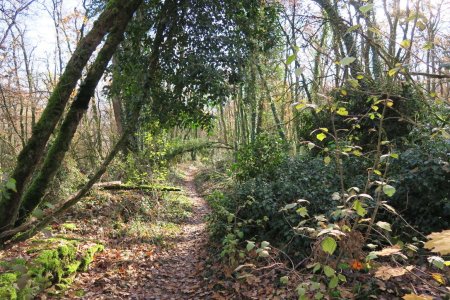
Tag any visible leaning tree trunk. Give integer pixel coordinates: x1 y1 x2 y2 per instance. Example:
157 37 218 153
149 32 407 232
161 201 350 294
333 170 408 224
16 0 143 225
0 0 140 231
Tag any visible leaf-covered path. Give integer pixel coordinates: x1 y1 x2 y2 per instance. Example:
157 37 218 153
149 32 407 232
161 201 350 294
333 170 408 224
67 166 213 299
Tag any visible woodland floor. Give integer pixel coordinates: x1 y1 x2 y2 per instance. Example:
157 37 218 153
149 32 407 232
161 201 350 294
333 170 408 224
64 165 215 299
1 165 448 299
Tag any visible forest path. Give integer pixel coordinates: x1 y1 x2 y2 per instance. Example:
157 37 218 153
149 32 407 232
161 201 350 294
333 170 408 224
65 165 214 299
140 165 213 299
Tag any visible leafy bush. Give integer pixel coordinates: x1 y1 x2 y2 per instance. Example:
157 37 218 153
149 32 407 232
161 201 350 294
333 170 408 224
234 133 288 180
388 140 450 233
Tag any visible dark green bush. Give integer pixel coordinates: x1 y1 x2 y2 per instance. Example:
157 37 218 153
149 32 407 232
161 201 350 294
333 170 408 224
388 140 450 233
234 133 288 180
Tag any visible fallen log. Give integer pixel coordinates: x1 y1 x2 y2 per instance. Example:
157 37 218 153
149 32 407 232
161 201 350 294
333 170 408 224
93 181 181 191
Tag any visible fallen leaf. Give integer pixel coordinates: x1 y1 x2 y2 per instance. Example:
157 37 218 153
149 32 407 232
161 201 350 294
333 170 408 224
402 294 433 300
374 266 406 280
424 230 450 255
373 245 402 257
431 273 446 285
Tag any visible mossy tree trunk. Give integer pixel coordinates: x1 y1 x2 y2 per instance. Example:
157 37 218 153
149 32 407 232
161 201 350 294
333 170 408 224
16 0 143 225
0 0 141 232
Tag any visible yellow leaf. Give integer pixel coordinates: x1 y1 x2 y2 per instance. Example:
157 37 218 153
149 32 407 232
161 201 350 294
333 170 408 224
357 74 364 80
424 230 450 255
324 156 331 166
403 294 433 300
316 133 327 141
337 107 349 116
341 89 347 96
386 100 394 107
431 273 446 285
388 68 399 77
400 39 411 48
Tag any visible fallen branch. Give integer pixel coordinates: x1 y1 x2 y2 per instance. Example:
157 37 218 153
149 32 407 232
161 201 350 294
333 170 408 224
94 181 181 191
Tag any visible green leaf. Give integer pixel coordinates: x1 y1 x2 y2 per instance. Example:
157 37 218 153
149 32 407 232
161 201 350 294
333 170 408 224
296 206 309 217
428 256 444 269
307 142 315 150
353 200 367 217
382 184 396 197
373 169 382 176
315 292 324 299
423 42 434 50
338 274 347 282
321 236 337 255
340 56 356 66
336 107 349 116
313 263 321 273
280 276 289 285
323 156 331 166
6 178 17 192
346 24 361 34
282 203 297 210
295 67 304 76
323 265 335 277
316 132 327 141
400 39 411 48
328 275 339 289
261 241 270 248
390 153 399 159
359 4 374 14
286 54 296 65
246 241 255 251
376 221 392 232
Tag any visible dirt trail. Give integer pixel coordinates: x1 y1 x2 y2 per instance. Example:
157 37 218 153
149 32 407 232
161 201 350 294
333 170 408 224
67 166 213 299
141 166 213 299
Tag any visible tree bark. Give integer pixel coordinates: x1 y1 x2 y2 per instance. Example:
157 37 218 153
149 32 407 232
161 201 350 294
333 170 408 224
0 0 140 231
16 0 143 225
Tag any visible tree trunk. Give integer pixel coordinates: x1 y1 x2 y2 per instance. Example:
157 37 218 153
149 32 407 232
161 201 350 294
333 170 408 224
16 0 143 225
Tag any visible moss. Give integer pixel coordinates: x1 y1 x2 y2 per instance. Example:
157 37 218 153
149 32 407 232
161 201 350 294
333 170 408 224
0 286 17 300
0 272 17 284
0 273 18 300
65 261 81 275
79 244 104 272
58 244 76 261
61 223 77 231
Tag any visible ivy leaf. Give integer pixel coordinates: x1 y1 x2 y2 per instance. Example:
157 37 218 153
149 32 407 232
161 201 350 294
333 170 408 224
321 236 337 255
340 56 356 66
316 133 327 141
246 241 255 252
336 107 349 116
382 185 396 197
376 221 392 232
261 241 270 248
323 156 331 166
359 4 374 14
